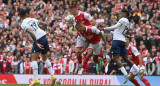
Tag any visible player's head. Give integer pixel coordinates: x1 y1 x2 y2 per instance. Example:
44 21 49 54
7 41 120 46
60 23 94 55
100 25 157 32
19 10 27 19
125 36 131 45
69 5 78 16
75 22 85 32
121 10 129 18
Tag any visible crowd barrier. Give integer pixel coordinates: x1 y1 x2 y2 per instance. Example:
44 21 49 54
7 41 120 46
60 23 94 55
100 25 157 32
0 74 159 86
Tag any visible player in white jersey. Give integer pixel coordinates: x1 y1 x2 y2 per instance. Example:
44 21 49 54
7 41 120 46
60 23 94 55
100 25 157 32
104 10 143 84
19 10 56 86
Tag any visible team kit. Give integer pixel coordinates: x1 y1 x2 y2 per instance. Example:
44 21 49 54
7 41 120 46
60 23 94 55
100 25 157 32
19 5 151 86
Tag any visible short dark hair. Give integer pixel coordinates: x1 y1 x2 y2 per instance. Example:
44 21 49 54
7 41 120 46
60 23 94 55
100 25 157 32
69 5 77 9
125 36 131 42
75 22 83 28
122 9 129 17
19 10 27 18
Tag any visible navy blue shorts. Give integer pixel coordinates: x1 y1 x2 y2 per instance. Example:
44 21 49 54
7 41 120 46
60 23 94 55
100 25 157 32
32 36 49 55
110 40 127 56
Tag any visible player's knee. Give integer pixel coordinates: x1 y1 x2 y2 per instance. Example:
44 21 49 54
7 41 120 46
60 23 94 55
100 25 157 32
129 76 134 81
129 74 134 81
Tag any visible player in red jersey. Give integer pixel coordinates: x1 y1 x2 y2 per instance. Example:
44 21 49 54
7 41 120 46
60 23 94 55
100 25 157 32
75 22 107 75
69 5 96 67
126 36 151 86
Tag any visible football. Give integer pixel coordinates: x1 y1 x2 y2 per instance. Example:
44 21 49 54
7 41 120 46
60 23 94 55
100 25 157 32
65 15 75 24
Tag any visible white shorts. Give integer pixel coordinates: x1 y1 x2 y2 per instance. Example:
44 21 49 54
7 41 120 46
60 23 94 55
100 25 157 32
130 65 145 75
76 36 86 48
88 41 102 55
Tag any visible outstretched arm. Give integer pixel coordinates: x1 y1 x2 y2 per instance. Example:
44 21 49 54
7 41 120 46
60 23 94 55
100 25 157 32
98 31 107 50
104 23 121 30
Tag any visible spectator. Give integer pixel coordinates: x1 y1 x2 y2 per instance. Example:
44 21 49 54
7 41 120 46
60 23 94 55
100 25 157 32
17 56 25 74
24 58 32 74
37 57 43 74
0 54 11 74
140 45 148 58
63 55 74 74
102 55 115 75
0 48 3 61
73 59 79 74
156 59 160 75
143 53 153 65
53 59 62 75
12 56 19 74
88 57 97 75
145 58 155 76
153 52 160 66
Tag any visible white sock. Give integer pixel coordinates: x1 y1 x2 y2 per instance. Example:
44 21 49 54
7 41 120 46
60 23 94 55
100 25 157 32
31 61 38 79
120 67 128 76
44 59 53 75
132 64 139 72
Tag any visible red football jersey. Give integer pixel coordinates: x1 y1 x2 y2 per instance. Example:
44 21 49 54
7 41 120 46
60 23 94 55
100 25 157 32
3 61 7 73
74 12 92 36
24 62 31 74
0 55 3 61
140 48 148 58
80 26 101 44
127 44 145 66
7 56 14 64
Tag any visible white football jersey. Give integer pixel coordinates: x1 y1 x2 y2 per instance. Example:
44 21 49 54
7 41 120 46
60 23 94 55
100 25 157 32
113 18 129 42
21 18 46 40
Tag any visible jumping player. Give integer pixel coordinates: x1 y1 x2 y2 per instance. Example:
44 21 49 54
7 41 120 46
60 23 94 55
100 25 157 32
104 10 143 83
75 22 107 75
126 36 151 86
19 10 56 86
69 5 96 67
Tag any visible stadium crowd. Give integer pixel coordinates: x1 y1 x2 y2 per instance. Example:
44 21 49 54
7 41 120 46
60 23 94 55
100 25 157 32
0 0 159 76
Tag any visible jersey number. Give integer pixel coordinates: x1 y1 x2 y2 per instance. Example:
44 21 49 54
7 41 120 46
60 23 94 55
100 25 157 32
31 22 38 31
122 26 128 35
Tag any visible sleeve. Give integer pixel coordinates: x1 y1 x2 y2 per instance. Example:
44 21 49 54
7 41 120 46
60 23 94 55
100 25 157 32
84 13 93 21
91 26 100 35
33 18 40 25
131 46 140 57
104 23 121 30
21 23 29 32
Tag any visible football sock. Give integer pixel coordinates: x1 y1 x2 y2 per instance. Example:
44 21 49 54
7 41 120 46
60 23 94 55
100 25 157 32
130 79 141 86
77 54 82 64
31 61 38 79
141 77 151 86
82 56 89 69
44 59 53 76
120 67 128 76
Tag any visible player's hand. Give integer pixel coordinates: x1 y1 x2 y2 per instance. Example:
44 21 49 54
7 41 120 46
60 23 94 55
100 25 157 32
36 43 44 50
104 29 110 33
104 28 110 33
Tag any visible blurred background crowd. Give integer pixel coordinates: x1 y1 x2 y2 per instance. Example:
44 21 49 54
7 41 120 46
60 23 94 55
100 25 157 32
0 0 159 76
